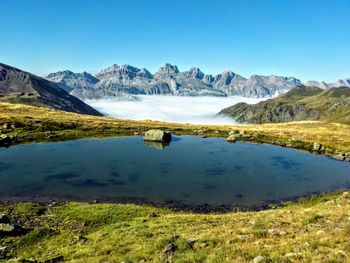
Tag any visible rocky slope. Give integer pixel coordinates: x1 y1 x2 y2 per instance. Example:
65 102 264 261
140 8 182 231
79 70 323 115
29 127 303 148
46 63 302 99
0 63 102 116
219 86 350 124
46 70 99 93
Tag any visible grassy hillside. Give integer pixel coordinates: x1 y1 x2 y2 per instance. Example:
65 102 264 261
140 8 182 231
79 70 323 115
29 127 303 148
219 86 350 124
1 192 350 262
0 63 102 116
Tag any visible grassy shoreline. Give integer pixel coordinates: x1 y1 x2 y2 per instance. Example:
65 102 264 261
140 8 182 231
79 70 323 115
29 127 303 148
0 191 350 262
1 102 350 161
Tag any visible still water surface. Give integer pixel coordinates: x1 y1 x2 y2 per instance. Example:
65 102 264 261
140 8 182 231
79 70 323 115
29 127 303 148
0 136 349 209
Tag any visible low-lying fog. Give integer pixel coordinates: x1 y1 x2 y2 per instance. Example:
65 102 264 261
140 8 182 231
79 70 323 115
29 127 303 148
86 95 264 125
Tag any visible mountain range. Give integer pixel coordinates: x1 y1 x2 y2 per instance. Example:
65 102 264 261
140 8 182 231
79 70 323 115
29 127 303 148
0 63 102 116
219 86 350 124
305 79 350 89
46 64 305 100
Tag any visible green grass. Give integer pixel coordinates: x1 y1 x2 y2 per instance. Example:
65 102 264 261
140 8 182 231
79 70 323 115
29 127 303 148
0 191 350 262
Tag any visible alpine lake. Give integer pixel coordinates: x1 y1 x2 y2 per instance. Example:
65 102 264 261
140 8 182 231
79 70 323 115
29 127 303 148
0 136 349 211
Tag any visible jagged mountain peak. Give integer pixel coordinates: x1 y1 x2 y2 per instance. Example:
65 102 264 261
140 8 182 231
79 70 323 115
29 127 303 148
46 70 98 83
213 70 246 86
156 63 179 75
96 64 153 80
46 70 99 92
97 64 133 73
137 68 153 78
46 70 75 79
183 67 204 79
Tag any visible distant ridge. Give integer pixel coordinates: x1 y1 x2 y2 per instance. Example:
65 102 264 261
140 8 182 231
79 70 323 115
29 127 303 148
0 63 102 116
46 63 303 100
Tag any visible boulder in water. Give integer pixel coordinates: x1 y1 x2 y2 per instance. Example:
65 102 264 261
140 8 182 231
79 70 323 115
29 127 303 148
144 130 172 142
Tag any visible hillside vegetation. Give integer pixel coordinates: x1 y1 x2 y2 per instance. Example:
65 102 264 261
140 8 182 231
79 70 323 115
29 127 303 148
219 86 350 124
0 192 350 262
1 102 350 160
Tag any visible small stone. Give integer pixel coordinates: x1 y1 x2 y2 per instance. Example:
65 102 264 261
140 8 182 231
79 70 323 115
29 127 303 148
316 230 325 235
253 255 266 263
20 258 37 262
334 153 345 161
313 142 322 152
229 130 239 135
74 235 87 244
0 135 12 147
226 135 237 143
199 242 209 248
0 214 10 224
3 123 10 129
186 238 198 248
285 252 297 258
0 246 7 251
341 191 350 199
0 223 15 233
214 130 219 134
268 229 287 236
162 242 176 260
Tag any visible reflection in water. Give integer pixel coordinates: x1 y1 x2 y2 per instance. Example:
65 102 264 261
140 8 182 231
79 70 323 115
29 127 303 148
0 136 349 209
143 141 171 150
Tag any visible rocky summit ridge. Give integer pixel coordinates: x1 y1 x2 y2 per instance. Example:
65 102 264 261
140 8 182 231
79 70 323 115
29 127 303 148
46 63 306 100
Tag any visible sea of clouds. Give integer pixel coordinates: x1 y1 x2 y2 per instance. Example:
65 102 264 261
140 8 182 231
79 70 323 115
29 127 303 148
86 95 264 125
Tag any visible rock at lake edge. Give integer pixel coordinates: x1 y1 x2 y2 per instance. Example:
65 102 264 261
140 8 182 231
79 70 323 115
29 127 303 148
144 130 172 142
313 142 322 152
0 135 12 147
226 135 237 143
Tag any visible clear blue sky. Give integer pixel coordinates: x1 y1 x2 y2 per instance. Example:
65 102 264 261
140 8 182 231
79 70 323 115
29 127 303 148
1 0 349 82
